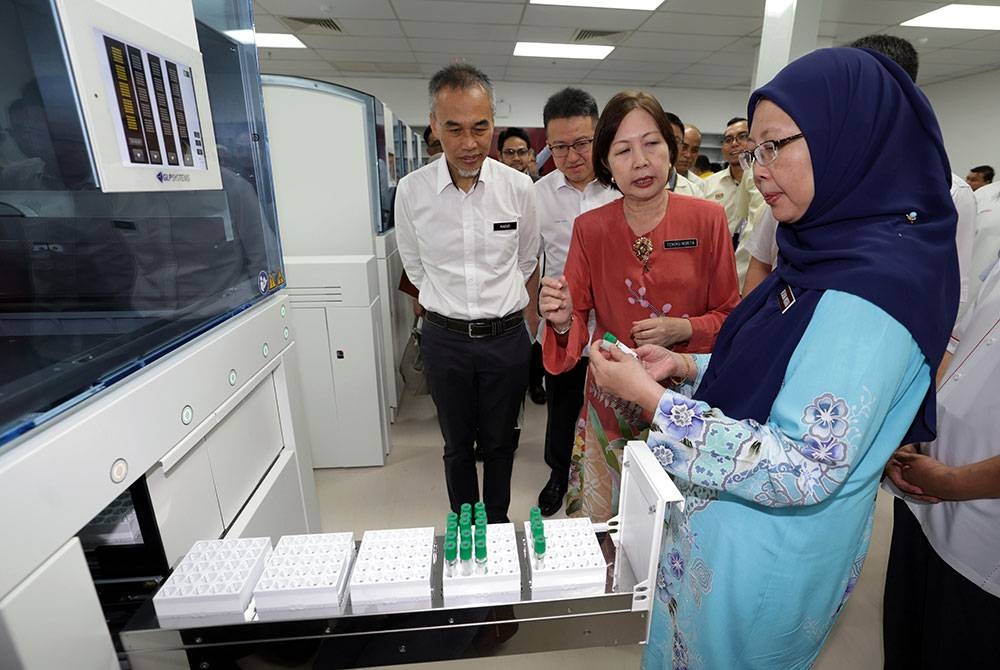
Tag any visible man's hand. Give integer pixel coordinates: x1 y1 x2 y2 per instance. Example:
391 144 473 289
893 450 958 501
631 316 693 348
540 275 573 333
885 444 942 503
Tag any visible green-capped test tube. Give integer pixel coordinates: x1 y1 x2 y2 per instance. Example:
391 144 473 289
460 535 473 575
444 539 458 578
474 501 486 515
447 511 458 525
533 535 546 569
474 526 488 574
460 502 472 516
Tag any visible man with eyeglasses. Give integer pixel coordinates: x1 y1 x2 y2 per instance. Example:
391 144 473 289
702 117 765 290
530 87 621 517
497 127 534 179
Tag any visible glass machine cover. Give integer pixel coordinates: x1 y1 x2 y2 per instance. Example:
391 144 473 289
0 0 283 447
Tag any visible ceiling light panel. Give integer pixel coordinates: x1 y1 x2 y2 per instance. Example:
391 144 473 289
513 41 614 59
255 33 308 48
902 4 1000 30
529 0 664 9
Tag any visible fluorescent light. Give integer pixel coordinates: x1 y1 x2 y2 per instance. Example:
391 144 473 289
530 0 664 9
255 33 308 48
902 4 1000 30
513 42 615 59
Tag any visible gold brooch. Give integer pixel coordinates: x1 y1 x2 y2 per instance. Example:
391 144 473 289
632 235 653 272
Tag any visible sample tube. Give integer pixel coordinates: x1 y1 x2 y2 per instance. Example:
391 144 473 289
600 332 639 359
475 527 488 575
446 511 458 526
444 539 458 578
460 503 472 517
460 537 473 576
533 535 546 570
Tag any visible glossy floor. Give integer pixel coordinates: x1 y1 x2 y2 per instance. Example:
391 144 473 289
314 391 891 669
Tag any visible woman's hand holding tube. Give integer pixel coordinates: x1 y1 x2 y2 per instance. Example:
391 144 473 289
589 340 664 418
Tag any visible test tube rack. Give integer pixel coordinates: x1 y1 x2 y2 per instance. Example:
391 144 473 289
78 492 143 549
442 522 521 605
152 537 271 625
349 527 435 612
252 532 356 620
524 518 607 598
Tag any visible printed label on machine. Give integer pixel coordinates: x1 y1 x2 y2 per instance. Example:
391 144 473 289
98 30 208 172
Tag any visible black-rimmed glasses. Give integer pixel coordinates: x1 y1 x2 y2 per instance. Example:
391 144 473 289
738 133 805 170
548 137 593 158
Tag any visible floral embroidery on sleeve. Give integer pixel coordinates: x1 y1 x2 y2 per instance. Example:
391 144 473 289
647 389 869 508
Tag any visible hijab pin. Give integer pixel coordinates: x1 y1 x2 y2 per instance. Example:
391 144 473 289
905 211 918 224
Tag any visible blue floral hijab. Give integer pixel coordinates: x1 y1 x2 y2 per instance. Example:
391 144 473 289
694 47 959 444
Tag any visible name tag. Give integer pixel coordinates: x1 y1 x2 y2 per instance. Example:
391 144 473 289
778 284 796 313
493 221 517 231
663 238 698 249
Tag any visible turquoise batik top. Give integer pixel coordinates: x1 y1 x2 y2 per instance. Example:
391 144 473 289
641 291 930 670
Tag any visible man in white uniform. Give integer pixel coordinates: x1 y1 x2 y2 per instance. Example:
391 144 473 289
882 256 1000 667
531 87 620 516
395 64 539 523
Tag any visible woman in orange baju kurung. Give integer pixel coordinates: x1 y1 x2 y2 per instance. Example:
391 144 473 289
542 92 740 521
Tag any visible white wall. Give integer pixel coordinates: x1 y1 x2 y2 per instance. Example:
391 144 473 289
923 68 1000 176
323 76 751 137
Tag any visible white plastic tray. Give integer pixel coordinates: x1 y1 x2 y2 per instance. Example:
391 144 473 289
349 527 434 612
442 523 520 605
524 518 606 598
253 532 356 621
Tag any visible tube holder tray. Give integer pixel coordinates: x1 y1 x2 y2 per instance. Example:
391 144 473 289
349 527 434 612
252 532 356 620
524 518 606 598
442 523 520 605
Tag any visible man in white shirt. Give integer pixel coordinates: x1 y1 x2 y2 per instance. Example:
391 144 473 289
532 87 620 516
676 124 704 186
395 64 539 523
965 164 993 191
702 117 764 288
664 112 704 198
883 258 1000 667
971 180 1000 304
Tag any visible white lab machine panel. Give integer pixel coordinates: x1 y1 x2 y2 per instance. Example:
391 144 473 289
53 0 222 192
226 450 309 545
375 229 410 426
263 78 378 256
284 254 389 467
0 538 117 670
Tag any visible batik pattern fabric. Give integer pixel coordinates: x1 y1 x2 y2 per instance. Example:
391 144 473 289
641 291 930 670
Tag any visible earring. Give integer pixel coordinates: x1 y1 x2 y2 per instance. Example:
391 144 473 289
610 176 616 184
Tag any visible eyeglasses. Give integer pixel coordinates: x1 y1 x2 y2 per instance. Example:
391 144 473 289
501 147 531 158
721 131 749 146
548 137 594 158
738 133 805 171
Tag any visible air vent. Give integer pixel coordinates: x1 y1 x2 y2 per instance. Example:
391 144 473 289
573 29 630 44
281 16 343 33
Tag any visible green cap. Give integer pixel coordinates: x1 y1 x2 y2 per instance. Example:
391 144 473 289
444 539 457 562
460 540 472 561
529 506 541 518
531 519 544 537
474 501 486 513
534 535 546 556
461 527 471 541
446 528 457 544
460 502 472 515
603 332 618 344
446 511 458 524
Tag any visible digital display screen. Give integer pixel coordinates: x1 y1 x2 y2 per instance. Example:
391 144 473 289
100 32 207 170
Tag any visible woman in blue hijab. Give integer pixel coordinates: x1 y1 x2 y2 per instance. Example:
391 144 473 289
589 48 958 669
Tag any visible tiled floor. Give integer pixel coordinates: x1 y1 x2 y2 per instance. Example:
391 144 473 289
314 390 891 669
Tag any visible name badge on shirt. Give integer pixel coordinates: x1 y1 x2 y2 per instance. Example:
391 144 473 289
777 284 796 313
663 238 698 249
493 221 517 231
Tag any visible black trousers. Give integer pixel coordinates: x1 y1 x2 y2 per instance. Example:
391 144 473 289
883 497 1000 669
421 320 530 523
542 357 588 490
529 341 544 389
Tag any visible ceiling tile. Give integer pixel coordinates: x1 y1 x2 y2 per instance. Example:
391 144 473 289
521 5 651 32
257 47 326 61
251 15 290 32
392 0 523 24
820 0 942 26
700 50 757 67
640 12 761 36
516 25 578 42
885 25 997 51
317 49 418 63
920 48 1000 67
655 0 763 17
259 59 339 76
607 46 713 63
584 72 664 86
403 20 519 40
300 35 412 50
721 37 761 53
256 0 396 20
956 32 1000 51
624 31 735 51
408 37 514 54
680 62 753 77
331 61 381 73
317 19 405 37
507 57 598 73
819 21 891 44
415 52 512 67
663 73 748 88
591 59 685 75
253 2 271 16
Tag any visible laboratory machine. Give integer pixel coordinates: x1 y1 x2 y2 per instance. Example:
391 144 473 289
0 1 320 667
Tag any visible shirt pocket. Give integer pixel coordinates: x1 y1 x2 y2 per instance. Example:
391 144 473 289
485 217 519 270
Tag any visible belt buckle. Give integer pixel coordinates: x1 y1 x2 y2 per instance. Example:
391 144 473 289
468 321 486 338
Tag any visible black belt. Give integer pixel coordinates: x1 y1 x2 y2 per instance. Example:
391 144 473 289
425 311 523 338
